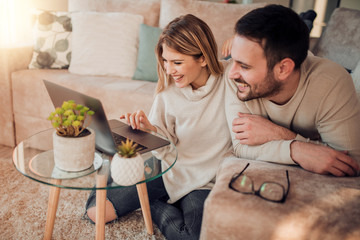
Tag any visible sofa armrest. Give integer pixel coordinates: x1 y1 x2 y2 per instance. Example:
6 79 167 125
0 46 33 147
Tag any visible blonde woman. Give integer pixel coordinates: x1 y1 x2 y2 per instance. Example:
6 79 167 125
85 14 232 239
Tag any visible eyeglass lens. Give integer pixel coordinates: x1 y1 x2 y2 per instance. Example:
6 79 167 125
232 175 285 202
259 183 284 201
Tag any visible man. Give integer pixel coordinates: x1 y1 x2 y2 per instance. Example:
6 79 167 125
224 4 360 177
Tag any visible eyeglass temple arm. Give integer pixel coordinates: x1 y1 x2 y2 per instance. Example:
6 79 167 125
228 163 250 189
284 170 290 197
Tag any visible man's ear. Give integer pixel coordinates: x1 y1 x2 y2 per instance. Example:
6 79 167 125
274 58 295 80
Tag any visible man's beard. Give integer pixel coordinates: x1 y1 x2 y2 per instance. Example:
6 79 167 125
236 71 283 101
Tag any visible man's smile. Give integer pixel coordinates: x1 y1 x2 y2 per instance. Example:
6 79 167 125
233 78 249 91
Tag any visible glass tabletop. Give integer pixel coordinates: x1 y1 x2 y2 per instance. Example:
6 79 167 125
12 128 177 190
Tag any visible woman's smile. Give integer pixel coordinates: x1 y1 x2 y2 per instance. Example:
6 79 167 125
172 75 184 82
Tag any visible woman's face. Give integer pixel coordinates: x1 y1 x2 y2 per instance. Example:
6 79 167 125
162 44 209 89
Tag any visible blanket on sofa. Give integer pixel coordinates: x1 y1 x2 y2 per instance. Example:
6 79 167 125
201 157 360 240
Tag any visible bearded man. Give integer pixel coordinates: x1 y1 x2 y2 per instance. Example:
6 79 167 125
225 4 360 177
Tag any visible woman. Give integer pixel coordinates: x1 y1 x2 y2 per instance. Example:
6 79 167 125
85 14 232 239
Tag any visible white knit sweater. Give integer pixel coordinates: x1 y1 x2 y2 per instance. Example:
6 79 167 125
149 71 233 203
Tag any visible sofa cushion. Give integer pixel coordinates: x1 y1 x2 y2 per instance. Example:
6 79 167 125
28 10 72 69
68 0 161 27
133 24 162 82
68 12 143 77
200 157 360 240
159 0 266 57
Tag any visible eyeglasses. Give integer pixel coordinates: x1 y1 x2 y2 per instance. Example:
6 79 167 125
229 163 290 203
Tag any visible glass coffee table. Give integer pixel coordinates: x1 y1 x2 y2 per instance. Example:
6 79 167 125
12 128 177 240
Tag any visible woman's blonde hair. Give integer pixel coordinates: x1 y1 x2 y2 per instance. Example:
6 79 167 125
155 14 223 93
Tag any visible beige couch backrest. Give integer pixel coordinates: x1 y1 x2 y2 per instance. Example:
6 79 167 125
68 0 264 57
159 0 266 58
67 0 290 58
68 0 161 27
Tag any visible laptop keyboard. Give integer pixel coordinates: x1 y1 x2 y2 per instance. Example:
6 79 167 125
111 132 147 151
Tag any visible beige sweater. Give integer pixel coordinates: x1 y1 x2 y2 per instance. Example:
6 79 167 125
224 55 360 165
149 72 233 203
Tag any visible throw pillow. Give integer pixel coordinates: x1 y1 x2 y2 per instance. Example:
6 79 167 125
133 24 162 82
28 10 72 69
69 12 143 77
159 0 266 57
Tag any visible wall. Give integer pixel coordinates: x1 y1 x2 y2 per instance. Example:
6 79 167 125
292 0 316 13
31 0 68 11
340 0 360 10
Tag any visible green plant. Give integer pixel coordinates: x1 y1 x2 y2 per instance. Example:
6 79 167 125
48 100 95 137
117 139 140 158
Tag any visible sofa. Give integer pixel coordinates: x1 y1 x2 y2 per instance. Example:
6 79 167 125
2 0 360 239
1 0 292 148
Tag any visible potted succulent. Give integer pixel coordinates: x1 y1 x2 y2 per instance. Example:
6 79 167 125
48 100 95 172
110 138 144 186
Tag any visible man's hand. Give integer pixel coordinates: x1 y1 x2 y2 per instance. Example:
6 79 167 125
232 112 296 145
291 141 360 177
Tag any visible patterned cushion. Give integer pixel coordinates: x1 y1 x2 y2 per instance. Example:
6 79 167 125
28 10 72 69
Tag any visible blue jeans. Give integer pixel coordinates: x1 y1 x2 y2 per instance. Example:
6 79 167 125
85 176 210 240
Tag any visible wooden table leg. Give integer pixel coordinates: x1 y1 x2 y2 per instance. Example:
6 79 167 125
44 179 62 240
136 176 154 235
96 159 110 240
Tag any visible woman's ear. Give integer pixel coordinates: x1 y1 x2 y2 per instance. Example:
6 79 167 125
274 58 295 80
199 56 207 67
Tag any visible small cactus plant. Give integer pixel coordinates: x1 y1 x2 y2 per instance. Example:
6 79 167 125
111 138 144 186
48 100 95 137
117 139 140 158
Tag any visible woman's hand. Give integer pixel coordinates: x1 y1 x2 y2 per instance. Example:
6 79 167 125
120 110 157 133
222 36 234 58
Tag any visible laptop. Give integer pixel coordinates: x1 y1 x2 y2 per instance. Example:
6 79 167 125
43 80 170 156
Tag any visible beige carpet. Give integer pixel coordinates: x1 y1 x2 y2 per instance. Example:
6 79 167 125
0 145 165 240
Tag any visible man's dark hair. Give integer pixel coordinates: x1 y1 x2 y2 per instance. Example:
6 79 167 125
235 4 309 70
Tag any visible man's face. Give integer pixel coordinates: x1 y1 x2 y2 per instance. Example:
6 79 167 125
229 35 283 102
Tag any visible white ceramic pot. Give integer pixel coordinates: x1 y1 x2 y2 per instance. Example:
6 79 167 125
53 128 95 172
111 153 144 186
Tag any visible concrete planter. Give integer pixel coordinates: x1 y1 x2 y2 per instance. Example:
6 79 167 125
53 128 95 172
111 153 144 186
